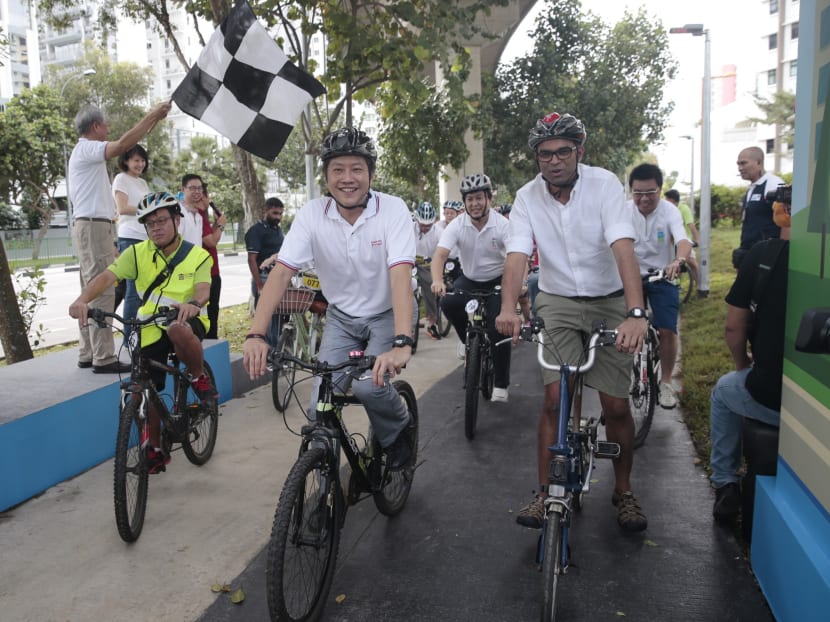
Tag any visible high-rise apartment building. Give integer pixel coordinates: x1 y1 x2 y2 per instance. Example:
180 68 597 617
0 0 40 106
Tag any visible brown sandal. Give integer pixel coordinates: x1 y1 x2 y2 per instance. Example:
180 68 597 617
615 491 648 532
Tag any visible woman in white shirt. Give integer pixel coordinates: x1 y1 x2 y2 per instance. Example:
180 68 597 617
112 144 150 339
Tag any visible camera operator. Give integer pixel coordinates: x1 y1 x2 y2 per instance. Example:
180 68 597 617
733 147 785 269
710 185 791 522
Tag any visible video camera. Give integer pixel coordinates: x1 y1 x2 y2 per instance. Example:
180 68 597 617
765 183 792 204
795 308 830 354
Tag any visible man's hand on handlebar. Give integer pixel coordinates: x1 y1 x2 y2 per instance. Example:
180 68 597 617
69 298 90 327
615 317 646 353
243 336 271 379
495 310 523 344
430 281 446 297
372 348 410 386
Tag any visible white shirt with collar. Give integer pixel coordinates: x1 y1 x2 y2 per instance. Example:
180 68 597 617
67 138 116 220
437 209 509 282
414 221 442 260
630 198 689 275
507 164 635 297
276 191 416 317
178 203 204 248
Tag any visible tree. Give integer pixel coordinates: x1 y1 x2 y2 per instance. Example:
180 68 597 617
0 237 34 363
747 90 796 170
478 0 677 195
0 86 70 257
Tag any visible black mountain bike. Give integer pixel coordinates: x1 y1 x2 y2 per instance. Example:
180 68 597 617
434 258 459 338
88 307 219 543
265 348 418 622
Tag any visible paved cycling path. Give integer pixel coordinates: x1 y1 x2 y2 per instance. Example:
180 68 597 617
198 341 773 621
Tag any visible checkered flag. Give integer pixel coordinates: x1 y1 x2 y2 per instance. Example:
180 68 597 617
172 0 326 161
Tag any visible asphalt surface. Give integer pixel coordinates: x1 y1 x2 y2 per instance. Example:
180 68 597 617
198 341 773 622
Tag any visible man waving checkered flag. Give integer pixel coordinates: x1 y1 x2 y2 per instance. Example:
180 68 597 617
172 0 326 161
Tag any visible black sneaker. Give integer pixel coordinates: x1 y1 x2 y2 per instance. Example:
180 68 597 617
713 482 741 521
426 324 441 340
384 426 413 471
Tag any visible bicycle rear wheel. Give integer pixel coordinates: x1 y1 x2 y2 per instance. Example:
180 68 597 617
464 333 482 440
113 395 149 543
181 361 220 464
436 301 452 337
480 341 494 401
267 447 342 622
372 380 419 516
541 507 566 622
411 293 421 354
272 325 297 413
630 337 657 449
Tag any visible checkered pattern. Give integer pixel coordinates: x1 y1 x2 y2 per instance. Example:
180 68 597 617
172 0 326 161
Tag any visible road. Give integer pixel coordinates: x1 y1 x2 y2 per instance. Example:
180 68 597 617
3 252 252 358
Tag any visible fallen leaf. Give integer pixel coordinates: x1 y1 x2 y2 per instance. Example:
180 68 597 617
230 587 245 604
644 539 658 547
590 479 599 484
335 594 346 604
693 456 702 465
211 582 232 593
616 612 626 617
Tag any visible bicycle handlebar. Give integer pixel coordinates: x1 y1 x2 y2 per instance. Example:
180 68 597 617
88 306 179 329
267 348 376 376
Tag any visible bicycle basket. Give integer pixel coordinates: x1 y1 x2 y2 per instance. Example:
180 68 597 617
276 287 316 314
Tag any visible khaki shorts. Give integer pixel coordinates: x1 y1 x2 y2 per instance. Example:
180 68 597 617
535 291 632 399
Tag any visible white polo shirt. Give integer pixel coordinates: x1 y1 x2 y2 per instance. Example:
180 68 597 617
414 221 442 260
437 209 508 282
112 172 150 240
277 191 416 317
67 138 115 220
507 164 635 297
178 204 204 248
630 198 689 275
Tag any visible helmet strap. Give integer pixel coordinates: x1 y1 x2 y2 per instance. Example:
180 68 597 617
330 190 372 211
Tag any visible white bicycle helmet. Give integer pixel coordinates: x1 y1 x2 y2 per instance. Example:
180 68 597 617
137 191 182 223
460 173 492 197
528 112 587 151
415 202 436 224
442 200 464 212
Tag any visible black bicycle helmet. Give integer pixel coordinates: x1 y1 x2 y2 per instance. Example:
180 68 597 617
320 127 377 167
460 173 492 197
137 191 182 223
528 112 587 151
497 203 513 216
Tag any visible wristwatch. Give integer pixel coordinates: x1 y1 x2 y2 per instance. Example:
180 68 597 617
392 334 415 348
625 307 648 320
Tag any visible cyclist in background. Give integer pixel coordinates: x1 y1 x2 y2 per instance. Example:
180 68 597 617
629 164 692 409
438 200 464 282
496 112 648 532
414 201 443 340
664 189 699 281
243 127 416 470
69 191 217 473
431 173 511 403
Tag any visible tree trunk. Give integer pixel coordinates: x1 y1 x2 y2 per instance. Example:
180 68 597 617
232 145 265 231
0 237 34 363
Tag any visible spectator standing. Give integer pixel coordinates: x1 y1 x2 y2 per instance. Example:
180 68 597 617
734 146 784 268
628 164 693 409
191 179 227 339
710 200 790 521
664 188 700 280
179 174 206 248
245 197 285 345
69 101 170 373
112 144 150 342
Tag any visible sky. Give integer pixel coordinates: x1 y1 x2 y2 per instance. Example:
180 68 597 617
502 0 765 185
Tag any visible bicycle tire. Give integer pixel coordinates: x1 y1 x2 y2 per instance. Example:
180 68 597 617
480 340 494 401
266 447 342 622
678 269 695 304
630 331 658 449
113 396 149 543
464 333 482 440
272 325 297 413
436 302 452 337
181 361 220 465
372 380 419 516
541 507 565 622
411 293 421 354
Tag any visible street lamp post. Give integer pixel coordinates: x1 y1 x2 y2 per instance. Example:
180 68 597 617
681 135 695 220
60 68 96 225
670 24 711 298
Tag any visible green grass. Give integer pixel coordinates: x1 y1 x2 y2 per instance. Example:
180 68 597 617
678 226 741 467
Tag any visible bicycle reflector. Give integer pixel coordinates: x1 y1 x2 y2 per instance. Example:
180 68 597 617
348 350 365 359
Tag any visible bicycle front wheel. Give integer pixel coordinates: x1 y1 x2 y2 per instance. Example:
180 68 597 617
678 269 695 304
181 361 220 465
464 333 482 440
372 380 419 516
630 347 657 449
480 341 494 401
267 448 342 622
436 301 452 337
113 395 149 543
541 507 566 622
272 325 297 413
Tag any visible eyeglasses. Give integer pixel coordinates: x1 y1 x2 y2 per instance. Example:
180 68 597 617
631 189 660 198
185 185 205 192
536 146 578 162
144 216 172 229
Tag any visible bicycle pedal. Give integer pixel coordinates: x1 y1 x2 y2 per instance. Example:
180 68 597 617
594 441 621 459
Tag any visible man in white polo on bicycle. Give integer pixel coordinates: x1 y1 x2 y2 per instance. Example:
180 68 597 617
496 112 649 532
414 201 443 340
430 173 512 403
243 127 416 470
628 163 693 409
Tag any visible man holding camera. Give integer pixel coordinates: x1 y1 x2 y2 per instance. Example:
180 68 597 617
710 192 790 521
733 147 785 269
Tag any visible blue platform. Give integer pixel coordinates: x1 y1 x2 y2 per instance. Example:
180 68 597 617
752 459 830 622
0 341 232 512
